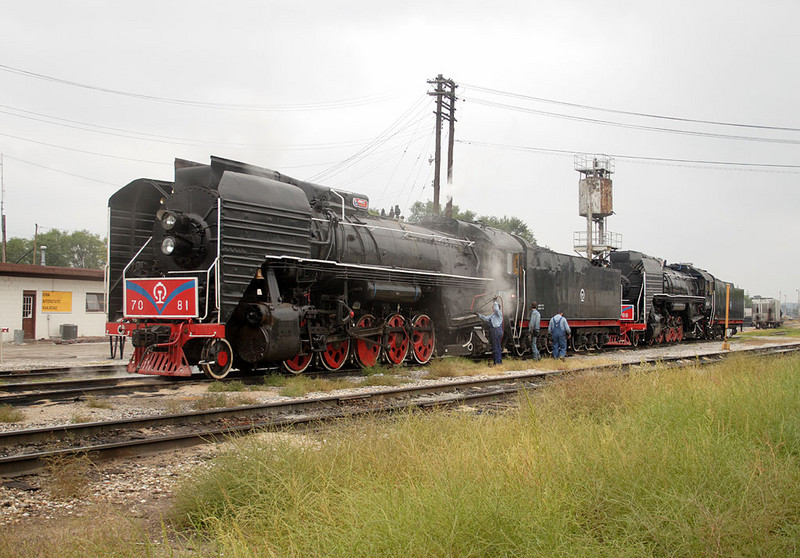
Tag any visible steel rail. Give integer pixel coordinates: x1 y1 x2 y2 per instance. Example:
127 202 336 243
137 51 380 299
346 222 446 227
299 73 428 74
0 378 192 405
1 343 798 476
0 364 126 379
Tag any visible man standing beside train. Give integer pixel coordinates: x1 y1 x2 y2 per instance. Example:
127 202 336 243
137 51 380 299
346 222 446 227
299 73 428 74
479 298 504 365
548 310 571 361
528 301 541 361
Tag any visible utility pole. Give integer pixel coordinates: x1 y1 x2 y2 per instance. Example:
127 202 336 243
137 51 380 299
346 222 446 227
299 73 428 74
32 223 38 266
427 75 457 217
1 153 5 263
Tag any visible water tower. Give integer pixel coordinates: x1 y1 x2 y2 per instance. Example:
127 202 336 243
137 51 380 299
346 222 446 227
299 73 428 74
573 154 621 263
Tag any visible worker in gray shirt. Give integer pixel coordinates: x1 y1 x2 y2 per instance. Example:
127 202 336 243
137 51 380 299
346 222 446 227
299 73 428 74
528 301 541 361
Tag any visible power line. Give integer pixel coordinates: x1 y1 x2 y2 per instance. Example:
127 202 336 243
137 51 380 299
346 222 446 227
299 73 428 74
0 63 397 111
308 95 431 182
463 97 800 146
0 102 391 150
0 131 170 165
4 155 122 185
458 139 800 174
462 83 800 132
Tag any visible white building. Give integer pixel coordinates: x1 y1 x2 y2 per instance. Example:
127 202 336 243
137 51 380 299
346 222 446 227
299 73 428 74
0 263 105 341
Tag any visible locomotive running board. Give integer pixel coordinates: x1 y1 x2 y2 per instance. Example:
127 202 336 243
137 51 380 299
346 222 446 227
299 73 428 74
260 255 492 289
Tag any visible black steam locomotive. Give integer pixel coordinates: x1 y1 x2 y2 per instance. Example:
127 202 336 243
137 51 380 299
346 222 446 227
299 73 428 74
105 156 743 378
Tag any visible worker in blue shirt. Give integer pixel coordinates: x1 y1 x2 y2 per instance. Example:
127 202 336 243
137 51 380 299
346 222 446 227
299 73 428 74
479 298 504 365
548 310 571 360
528 301 541 361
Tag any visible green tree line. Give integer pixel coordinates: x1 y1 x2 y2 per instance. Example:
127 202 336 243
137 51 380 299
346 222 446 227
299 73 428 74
407 201 536 245
5 229 106 269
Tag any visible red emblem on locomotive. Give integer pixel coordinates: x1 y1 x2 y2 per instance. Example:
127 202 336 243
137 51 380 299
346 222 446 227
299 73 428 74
124 278 199 318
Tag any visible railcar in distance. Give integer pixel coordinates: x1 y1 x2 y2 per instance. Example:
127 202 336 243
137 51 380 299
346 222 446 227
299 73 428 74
751 296 782 329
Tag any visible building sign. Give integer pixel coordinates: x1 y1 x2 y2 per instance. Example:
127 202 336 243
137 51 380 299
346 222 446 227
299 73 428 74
42 291 73 313
124 278 199 318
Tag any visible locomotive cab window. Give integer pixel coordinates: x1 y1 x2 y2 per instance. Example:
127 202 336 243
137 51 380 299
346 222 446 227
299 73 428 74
507 252 520 275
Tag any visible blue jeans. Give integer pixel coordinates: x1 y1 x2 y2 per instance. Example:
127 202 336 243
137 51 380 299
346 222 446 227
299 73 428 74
530 331 540 360
552 332 567 359
490 326 503 364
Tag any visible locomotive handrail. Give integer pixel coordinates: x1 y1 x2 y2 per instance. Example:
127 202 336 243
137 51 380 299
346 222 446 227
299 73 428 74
166 258 219 321
122 237 153 280
121 235 219 323
331 190 346 220
262 255 492 285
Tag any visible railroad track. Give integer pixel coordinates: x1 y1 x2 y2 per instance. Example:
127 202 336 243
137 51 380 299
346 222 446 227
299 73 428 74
0 375 198 405
0 364 127 382
0 364 411 405
1 343 798 477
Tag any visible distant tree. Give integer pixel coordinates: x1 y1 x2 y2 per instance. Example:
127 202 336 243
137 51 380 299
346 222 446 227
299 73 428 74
407 201 536 245
5 237 29 264
408 200 476 223
475 215 536 245
4 229 106 268
67 230 106 269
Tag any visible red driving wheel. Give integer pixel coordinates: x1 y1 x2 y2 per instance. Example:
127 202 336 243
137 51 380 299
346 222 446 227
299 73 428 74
383 314 409 365
282 352 313 374
320 339 350 371
353 314 382 367
410 314 435 364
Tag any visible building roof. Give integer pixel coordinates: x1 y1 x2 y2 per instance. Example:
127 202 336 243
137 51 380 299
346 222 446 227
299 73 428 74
0 262 104 282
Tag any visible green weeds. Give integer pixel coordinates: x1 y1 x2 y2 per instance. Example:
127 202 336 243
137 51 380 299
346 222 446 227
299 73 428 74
173 353 800 557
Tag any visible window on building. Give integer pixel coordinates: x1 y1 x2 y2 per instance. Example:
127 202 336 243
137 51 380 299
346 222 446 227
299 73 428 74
22 295 33 318
86 293 106 313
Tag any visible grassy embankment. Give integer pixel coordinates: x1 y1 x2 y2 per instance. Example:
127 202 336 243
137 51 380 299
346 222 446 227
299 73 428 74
170 352 800 556
3 352 800 556
737 323 800 339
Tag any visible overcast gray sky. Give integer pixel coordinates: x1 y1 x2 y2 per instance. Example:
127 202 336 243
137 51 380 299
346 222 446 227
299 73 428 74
1 1 798 302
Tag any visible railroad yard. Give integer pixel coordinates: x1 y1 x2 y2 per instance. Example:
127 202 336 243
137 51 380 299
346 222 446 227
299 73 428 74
0 327 798 548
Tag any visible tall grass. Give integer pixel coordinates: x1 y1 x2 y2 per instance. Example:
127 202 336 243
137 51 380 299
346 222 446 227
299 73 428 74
172 353 800 556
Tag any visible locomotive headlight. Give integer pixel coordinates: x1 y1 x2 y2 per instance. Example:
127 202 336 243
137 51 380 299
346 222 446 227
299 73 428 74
161 235 193 257
162 213 177 230
157 209 178 230
161 236 177 255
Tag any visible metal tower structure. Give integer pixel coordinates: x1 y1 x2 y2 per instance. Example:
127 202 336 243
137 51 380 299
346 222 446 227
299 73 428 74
573 154 621 263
